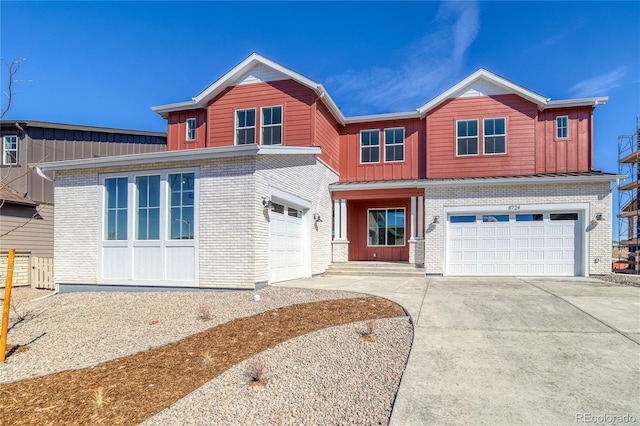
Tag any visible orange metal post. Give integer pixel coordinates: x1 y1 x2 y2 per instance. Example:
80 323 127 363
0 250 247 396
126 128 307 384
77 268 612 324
1 248 16 362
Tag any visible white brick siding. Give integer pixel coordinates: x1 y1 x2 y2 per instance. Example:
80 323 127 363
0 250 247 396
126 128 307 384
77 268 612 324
424 182 612 276
255 155 338 281
52 153 336 290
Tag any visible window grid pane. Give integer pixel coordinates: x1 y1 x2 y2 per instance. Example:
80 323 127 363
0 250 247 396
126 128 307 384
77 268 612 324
236 109 256 145
136 175 160 240
484 118 506 154
3 136 18 165
261 106 283 145
361 130 380 163
457 120 478 156
105 177 128 240
384 128 404 162
556 116 568 138
368 208 405 246
169 173 195 239
186 118 196 141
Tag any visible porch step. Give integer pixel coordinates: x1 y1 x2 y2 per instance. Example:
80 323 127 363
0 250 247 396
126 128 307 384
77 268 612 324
324 261 426 277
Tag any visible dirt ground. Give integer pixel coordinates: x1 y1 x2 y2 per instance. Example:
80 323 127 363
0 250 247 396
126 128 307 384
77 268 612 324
0 296 405 425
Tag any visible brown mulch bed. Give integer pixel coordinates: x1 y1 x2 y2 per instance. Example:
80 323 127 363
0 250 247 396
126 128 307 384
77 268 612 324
0 296 405 425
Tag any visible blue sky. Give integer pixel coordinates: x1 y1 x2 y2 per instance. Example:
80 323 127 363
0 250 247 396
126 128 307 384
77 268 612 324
1 1 639 237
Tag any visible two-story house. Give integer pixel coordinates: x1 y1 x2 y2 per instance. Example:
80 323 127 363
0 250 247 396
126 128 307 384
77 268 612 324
0 121 166 286
37 53 620 292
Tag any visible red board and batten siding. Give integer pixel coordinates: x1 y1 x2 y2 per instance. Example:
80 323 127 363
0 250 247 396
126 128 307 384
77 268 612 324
347 198 411 261
426 94 538 178
338 119 423 182
207 80 313 147
167 110 207 150
314 100 341 171
535 107 593 173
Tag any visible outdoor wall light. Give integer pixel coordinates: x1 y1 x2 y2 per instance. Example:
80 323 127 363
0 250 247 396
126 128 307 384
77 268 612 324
594 213 604 221
313 213 322 222
432 216 440 224
262 197 274 211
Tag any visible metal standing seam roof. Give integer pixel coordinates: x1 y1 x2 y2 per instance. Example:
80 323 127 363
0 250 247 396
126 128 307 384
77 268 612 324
329 171 625 191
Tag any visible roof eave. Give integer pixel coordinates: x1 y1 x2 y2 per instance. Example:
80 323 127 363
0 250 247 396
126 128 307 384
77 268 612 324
343 111 420 124
417 174 625 188
34 144 321 172
545 97 608 109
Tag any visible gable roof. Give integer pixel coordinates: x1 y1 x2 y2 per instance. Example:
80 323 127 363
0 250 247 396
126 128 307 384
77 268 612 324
152 53 346 125
151 54 607 125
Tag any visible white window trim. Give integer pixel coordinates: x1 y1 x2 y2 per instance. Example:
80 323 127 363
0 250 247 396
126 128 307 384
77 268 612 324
367 207 407 247
260 105 283 145
235 108 256 145
186 118 196 141
3 135 18 165
556 115 569 139
98 167 199 286
455 119 479 157
384 127 405 163
360 129 381 164
483 117 507 155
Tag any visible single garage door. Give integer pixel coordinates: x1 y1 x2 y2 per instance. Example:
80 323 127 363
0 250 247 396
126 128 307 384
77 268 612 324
446 211 582 276
269 202 306 283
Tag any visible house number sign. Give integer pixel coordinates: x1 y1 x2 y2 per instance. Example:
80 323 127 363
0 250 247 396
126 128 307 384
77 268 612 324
508 205 521 211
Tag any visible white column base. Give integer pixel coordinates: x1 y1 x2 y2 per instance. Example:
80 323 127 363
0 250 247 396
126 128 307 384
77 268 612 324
409 238 425 267
332 240 350 263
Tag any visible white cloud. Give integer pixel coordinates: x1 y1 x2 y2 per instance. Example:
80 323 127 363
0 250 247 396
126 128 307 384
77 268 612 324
326 1 479 116
569 67 628 97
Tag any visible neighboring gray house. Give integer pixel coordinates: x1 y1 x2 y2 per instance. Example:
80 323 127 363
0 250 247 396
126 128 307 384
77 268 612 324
0 120 167 286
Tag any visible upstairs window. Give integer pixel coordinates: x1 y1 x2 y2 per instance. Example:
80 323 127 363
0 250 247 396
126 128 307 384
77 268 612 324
261 106 282 145
235 109 256 145
556 116 568 139
384 127 404 162
484 118 506 154
360 130 380 163
186 118 196 141
456 120 478 156
3 135 18 165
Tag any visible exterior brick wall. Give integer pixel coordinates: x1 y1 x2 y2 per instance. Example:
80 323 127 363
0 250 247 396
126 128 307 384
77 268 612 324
0 253 31 287
55 171 100 284
424 182 612 276
52 153 336 290
255 155 339 281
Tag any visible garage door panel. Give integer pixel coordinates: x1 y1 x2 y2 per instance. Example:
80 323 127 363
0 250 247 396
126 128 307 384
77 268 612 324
269 205 307 283
446 211 582 276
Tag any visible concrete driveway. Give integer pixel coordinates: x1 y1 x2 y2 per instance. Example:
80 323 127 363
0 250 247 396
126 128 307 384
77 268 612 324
276 275 640 425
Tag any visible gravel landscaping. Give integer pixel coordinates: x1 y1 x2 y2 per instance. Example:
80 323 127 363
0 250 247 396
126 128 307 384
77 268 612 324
1 286 412 425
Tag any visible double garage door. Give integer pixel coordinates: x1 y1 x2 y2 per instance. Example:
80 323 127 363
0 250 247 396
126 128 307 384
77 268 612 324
446 210 583 276
269 202 307 283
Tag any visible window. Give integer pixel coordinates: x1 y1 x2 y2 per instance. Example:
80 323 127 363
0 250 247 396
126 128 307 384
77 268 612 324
550 213 578 221
556 116 568 139
235 109 256 145
169 172 195 239
3 135 18 165
516 214 543 222
450 215 476 223
456 120 478 156
136 175 160 240
482 214 509 222
261 106 282 145
186 118 196 141
368 208 405 246
361 130 380 163
484 118 506 154
384 128 404 162
105 177 128 240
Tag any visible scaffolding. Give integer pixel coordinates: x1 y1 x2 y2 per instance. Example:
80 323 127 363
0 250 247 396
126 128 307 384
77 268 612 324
615 116 640 274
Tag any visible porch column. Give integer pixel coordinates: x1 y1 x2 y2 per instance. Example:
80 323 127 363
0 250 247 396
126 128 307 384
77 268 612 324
340 199 348 240
410 196 417 240
332 199 349 263
333 199 341 239
409 195 425 267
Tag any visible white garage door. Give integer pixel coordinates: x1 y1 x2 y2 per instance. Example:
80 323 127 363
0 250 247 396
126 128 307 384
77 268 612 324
269 202 306 283
446 211 582 276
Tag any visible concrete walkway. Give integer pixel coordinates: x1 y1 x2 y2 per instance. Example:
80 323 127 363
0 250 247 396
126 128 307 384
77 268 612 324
275 275 640 425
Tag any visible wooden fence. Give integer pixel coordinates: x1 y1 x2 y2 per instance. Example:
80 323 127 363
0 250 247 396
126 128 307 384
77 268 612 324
31 257 54 290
